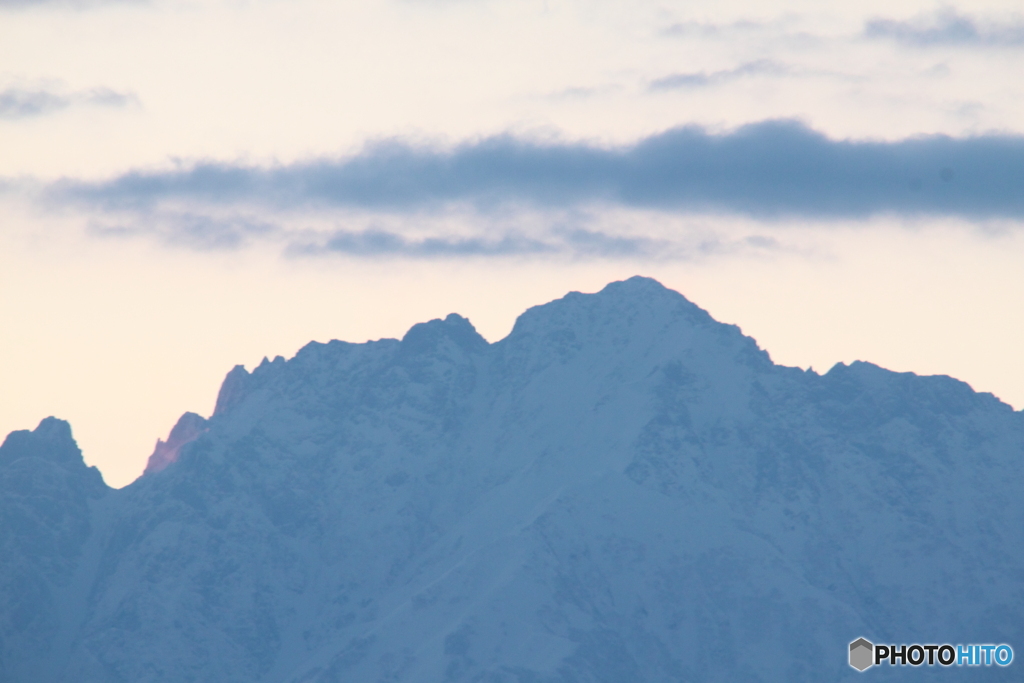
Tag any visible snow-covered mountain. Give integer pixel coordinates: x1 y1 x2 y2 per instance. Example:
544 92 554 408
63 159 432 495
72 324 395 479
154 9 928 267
2 277 1022 682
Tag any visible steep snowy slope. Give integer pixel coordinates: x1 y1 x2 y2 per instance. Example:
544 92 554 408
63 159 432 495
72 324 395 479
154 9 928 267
2 277 1022 682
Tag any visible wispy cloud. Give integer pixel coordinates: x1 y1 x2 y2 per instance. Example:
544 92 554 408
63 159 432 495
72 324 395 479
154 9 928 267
0 86 138 120
84 213 695 260
543 84 623 102
659 19 775 39
865 8 1024 47
288 229 554 258
0 0 143 9
51 120 1024 220
88 213 278 250
556 228 669 258
270 224 724 261
649 60 788 90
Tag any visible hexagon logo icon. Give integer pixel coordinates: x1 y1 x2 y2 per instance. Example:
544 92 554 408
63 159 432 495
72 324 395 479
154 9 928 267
850 638 874 672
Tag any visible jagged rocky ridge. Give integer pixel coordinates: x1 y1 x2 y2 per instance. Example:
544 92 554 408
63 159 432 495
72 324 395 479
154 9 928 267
1 277 1022 682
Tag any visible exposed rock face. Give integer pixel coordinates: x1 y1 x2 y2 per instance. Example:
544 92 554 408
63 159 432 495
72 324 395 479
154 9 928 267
2 277 1022 682
143 412 209 476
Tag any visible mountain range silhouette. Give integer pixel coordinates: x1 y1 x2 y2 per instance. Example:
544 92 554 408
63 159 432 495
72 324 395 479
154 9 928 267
2 277 1020 682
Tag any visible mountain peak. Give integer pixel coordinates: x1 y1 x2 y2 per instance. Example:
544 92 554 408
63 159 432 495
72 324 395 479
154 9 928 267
601 274 670 294
0 417 107 491
1 417 80 469
400 312 489 356
502 276 751 362
214 364 252 416
593 275 711 318
143 412 209 476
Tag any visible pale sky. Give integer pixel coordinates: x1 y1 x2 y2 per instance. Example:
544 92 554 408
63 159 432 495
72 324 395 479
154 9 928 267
2 0 1023 487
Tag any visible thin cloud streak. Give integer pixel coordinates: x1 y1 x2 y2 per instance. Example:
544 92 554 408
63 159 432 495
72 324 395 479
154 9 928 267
0 86 138 120
84 210 711 260
649 60 789 90
88 213 279 250
285 226 725 261
288 230 555 258
659 19 776 38
865 9 1024 47
49 120 1024 220
0 0 143 8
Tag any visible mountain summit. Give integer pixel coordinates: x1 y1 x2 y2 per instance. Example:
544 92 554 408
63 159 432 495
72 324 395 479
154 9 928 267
2 277 1021 682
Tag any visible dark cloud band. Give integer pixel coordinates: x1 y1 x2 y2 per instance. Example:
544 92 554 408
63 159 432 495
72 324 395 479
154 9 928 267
52 119 1024 220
